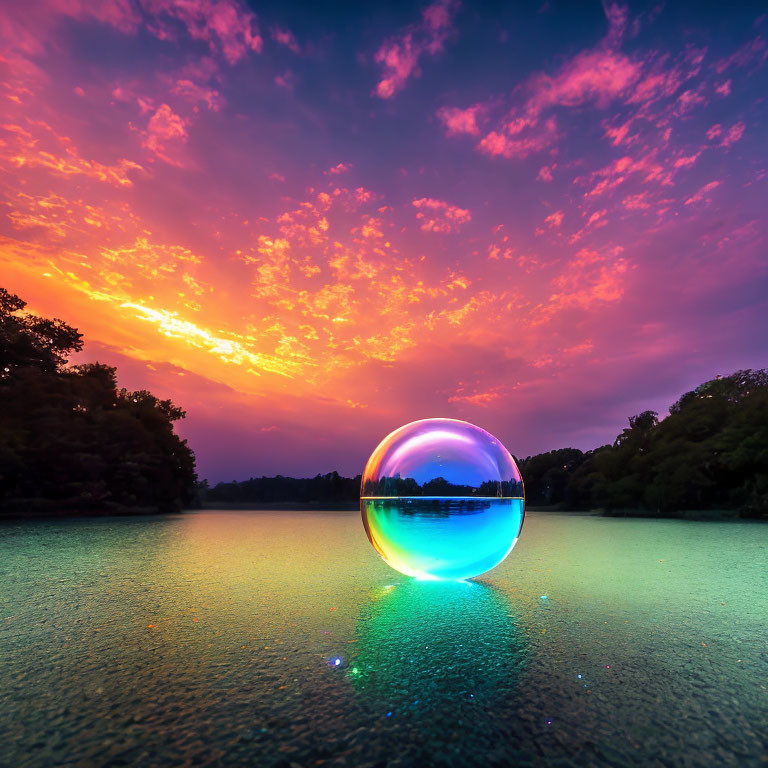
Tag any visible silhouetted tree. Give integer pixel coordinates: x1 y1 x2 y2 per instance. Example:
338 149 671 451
518 448 586 506
0 289 197 515
520 371 768 518
209 472 362 505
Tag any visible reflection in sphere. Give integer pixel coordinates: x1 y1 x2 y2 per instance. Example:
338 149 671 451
361 418 525 581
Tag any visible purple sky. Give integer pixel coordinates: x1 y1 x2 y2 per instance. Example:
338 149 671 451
1 0 766 481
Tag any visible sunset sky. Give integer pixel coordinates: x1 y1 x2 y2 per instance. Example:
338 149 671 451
1 0 766 482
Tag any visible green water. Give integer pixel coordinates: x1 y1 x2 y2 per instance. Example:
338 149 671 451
1 511 766 767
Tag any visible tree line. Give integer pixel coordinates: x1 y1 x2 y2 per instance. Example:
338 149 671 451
360 474 523 497
0 288 197 515
205 369 767 519
519 369 767 518
202 472 361 507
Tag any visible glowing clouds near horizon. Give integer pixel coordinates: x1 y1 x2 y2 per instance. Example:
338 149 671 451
360 418 525 581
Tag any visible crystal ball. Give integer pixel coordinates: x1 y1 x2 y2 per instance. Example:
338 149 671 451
360 418 525 581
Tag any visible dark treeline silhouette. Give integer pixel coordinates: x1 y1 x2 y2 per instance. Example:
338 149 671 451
206 369 767 519
0 288 197 515
361 475 523 497
205 474 521 507
519 370 768 519
204 471 361 507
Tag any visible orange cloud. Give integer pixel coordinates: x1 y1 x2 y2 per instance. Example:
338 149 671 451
534 246 629 323
536 210 564 235
447 386 503 406
2 121 142 187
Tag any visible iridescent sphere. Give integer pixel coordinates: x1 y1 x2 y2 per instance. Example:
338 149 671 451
360 418 525 581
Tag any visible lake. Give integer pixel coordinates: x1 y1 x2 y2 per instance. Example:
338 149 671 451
1 511 766 767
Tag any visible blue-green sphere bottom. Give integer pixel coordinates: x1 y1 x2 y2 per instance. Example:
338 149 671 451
361 497 524 581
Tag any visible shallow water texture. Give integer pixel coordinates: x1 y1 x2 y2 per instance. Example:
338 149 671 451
1 512 767 768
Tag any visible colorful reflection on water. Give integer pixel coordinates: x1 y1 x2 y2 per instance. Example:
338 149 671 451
361 497 524 580
348 580 529 718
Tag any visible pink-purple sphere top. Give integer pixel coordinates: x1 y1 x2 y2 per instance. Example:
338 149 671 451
361 418 523 498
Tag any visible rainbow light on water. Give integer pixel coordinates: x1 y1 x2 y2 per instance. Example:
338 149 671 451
361 418 525 581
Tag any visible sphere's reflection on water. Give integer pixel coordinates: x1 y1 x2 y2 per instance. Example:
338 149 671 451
348 580 529 719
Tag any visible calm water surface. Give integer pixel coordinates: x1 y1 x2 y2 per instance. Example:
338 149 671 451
1 511 766 767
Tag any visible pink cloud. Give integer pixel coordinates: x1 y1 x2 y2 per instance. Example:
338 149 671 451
625 69 681 108
373 0 460 99
172 79 223 111
579 153 670 200
437 105 482 136
91 0 140 32
673 152 701 169
274 70 296 89
674 85 708 115
412 197 471 232
706 123 723 140
622 191 651 210
604 119 635 146
537 165 555 182
713 36 768 74
142 104 188 164
501 40 713 187
621 46 705 120
569 209 609 243
584 174 626 198
324 162 353 176
141 0 263 64
721 121 745 147
271 27 300 54
525 48 640 116
603 2 629 46
33 1 262 67
478 117 558 159
536 210 564 235
451 4 650 162
714 79 732 96
535 246 629 322
684 180 721 205
546 210 564 228
44 0 141 35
